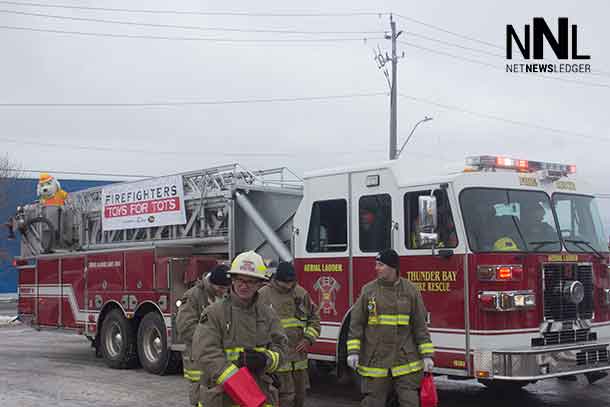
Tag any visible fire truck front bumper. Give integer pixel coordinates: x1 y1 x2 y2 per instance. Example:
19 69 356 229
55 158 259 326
474 340 610 381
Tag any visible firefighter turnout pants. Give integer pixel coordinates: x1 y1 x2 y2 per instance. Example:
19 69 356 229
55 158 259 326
188 382 200 406
360 370 423 407
276 360 310 407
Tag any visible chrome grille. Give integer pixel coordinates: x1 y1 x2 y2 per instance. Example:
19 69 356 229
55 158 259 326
543 263 594 321
537 329 590 346
576 348 609 366
577 265 594 320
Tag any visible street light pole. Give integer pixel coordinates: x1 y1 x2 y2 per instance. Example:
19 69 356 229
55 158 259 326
397 116 433 157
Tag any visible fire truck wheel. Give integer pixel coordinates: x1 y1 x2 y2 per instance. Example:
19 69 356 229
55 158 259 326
478 379 530 391
137 312 171 375
100 309 138 369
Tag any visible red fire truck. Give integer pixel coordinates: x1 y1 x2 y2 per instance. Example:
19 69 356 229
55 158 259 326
9 156 610 388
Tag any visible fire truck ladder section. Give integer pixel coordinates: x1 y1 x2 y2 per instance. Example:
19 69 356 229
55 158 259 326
15 164 303 262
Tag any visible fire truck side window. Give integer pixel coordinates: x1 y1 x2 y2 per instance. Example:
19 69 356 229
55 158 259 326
404 190 458 249
306 199 347 253
359 194 392 252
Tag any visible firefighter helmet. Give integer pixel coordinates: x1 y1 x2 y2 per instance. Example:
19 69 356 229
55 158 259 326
229 251 269 280
493 237 520 251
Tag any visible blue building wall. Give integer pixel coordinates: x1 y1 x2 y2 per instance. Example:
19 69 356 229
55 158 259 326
0 178 114 294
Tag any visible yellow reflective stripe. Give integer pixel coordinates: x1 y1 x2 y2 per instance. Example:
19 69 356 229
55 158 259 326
419 343 435 355
261 349 280 372
390 360 424 377
224 347 245 361
281 318 306 329
275 359 308 372
216 363 239 384
224 346 279 371
294 359 308 370
305 326 320 339
183 368 201 382
276 363 292 373
367 314 410 326
357 365 389 378
396 315 410 325
347 339 361 352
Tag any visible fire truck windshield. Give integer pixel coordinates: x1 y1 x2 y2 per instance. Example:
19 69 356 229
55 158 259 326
461 188 561 253
552 193 608 253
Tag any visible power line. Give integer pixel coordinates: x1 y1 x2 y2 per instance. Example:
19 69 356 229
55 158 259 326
0 92 387 107
399 34 610 79
6 6 608 79
0 24 380 42
399 40 497 68
392 16 610 80
0 8 384 35
1 136 385 157
16 169 149 178
0 1 385 17
6 3 609 78
403 30 505 58
399 93 607 144
394 12 503 50
398 40 610 90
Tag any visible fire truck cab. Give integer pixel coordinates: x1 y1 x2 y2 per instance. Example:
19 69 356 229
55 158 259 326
294 155 610 387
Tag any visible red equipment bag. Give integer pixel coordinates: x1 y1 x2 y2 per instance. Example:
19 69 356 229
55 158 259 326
420 373 439 407
222 367 267 407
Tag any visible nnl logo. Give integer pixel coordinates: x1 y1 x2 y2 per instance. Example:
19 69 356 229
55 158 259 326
506 18 590 60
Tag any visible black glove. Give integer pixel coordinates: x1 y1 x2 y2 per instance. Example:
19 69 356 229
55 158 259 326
237 349 268 373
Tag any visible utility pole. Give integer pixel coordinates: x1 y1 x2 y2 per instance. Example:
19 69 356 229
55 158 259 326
389 15 399 160
374 15 402 160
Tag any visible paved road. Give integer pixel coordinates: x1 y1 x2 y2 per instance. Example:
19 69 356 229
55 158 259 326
0 325 609 406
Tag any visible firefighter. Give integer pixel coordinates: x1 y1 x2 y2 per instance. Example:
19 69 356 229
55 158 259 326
176 263 232 406
347 249 434 407
192 251 288 407
258 261 321 407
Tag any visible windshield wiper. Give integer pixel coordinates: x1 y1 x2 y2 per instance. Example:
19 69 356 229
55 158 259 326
528 240 561 251
564 239 603 259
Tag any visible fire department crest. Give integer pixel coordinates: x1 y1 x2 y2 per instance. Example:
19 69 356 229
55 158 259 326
313 276 341 316
240 260 255 273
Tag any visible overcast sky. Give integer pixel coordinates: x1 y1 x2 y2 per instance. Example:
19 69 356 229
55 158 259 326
1 1 609 211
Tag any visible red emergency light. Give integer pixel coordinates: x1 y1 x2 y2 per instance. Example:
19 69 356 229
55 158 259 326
467 155 575 175
477 265 523 281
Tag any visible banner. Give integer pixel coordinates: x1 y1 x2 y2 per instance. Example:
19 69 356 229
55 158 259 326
101 175 186 231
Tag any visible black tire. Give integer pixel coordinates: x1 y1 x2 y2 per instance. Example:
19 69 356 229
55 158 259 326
100 309 138 369
137 312 173 375
478 379 530 391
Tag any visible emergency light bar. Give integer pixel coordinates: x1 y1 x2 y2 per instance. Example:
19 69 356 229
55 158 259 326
466 155 576 175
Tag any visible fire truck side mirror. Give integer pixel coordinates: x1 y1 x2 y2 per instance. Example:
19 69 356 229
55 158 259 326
418 195 438 249
418 195 438 232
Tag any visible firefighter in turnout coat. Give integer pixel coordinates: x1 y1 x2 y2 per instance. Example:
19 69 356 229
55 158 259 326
192 251 288 407
347 249 435 407
258 261 321 407
176 264 232 406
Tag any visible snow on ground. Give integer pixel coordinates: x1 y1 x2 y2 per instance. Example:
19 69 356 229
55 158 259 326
0 316 20 326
